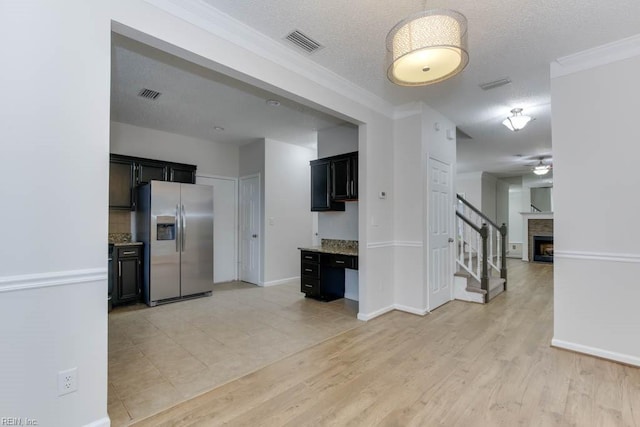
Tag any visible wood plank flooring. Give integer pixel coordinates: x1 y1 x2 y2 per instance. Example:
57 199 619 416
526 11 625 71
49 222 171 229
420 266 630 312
133 260 640 426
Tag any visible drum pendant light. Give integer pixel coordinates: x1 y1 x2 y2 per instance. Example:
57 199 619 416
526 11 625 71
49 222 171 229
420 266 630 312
386 9 469 86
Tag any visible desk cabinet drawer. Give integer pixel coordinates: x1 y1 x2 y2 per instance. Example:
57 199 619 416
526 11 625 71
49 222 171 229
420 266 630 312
117 246 141 258
301 262 320 278
301 278 319 295
301 252 320 263
327 254 357 269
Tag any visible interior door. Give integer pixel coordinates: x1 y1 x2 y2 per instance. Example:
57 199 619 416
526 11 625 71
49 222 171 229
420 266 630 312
428 157 453 310
196 176 238 283
180 184 214 296
239 175 260 285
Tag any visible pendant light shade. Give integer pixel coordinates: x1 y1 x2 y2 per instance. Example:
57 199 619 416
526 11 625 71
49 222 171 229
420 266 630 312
502 108 532 131
386 9 469 86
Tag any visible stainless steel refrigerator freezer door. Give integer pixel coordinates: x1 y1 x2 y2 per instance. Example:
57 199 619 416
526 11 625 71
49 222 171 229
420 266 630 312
180 183 214 296
150 181 181 302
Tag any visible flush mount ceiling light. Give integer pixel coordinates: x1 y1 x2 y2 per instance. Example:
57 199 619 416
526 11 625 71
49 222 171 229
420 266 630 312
386 9 469 86
533 160 551 175
503 108 532 131
265 99 281 107
213 126 224 131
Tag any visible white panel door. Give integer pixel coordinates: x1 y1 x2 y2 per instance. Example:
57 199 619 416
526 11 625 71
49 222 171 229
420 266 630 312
239 175 260 285
196 176 237 283
428 157 453 310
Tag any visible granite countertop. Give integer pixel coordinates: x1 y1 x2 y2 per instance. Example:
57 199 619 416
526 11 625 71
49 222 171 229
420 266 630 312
112 241 144 247
299 239 358 256
108 233 143 246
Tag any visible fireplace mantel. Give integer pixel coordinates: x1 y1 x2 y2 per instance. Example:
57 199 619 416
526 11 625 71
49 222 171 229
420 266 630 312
521 212 554 261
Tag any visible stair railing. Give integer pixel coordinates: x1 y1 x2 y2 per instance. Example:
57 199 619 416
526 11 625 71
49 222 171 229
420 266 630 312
455 195 508 294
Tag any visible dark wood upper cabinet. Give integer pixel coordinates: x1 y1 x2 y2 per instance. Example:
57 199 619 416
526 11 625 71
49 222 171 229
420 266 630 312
109 160 133 210
109 154 197 210
169 166 196 184
311 159 345 212
331 157 351 201
311 151 357 211
136 161 166 185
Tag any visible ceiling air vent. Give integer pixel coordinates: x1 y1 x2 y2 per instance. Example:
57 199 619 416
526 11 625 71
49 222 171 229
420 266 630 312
137 88 162 100
285 30 323 54
479 78 511 91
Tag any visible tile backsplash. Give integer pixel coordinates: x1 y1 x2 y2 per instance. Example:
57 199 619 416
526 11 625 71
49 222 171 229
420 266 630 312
109 210 132 234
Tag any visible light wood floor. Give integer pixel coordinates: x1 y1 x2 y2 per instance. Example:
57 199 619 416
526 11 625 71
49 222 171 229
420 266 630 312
133 260 640 426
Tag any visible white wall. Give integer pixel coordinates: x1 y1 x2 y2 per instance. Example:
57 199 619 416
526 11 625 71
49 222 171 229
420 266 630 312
317 124 359 241
318 124 359 157
551 43 640 366
393 112 423 311
481 173 498 223
456 172 482 207
496 179 510 229
0 1 109 425
507 186 524 257
264 139 315 284
392 104 456 314
110 121 240 177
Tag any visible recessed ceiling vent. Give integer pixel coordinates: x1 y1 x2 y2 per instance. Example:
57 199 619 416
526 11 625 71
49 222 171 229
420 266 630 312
479 78 511 91
285 30 323 54
137 88 161 100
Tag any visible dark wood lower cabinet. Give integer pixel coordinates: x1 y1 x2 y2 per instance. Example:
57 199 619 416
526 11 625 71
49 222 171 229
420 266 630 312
300 250 357 301
113 245 142 306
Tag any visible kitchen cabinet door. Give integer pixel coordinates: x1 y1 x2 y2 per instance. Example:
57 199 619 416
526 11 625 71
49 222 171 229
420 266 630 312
109 159 134 210
331 156 351 201
136 161 166 185
114 246 142 305
310 159 345 211
169 165 196 184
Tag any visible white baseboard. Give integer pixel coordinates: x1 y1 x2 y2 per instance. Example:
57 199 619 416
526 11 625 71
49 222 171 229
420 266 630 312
84 416 110 427
357 305 395 321
394 304 428 316
551 338 640 367
261 276 299 287
357 303 430 321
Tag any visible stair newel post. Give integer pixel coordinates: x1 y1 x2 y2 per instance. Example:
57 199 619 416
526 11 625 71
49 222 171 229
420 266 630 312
480 223 489 303
500 223 508 289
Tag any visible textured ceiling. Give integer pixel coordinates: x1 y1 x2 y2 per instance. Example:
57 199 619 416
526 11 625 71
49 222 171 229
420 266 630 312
111 34 346 148
198 0 640 175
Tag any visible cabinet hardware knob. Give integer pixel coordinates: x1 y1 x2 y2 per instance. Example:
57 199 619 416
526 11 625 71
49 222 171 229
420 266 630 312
336 260 345 264
304 269 313 272
304 284 313 288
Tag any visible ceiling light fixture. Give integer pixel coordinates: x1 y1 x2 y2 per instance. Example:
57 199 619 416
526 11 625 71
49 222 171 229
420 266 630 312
266 99 281 107
385 8 469 86
532 160 551 175
502 108 532 131
213 126 224 131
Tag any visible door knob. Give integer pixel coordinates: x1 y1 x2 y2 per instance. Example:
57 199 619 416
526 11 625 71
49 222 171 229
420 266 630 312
448 237 454 243
252 234 258 238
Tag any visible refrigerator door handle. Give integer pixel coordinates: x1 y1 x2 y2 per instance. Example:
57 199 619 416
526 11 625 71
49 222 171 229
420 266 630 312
175 204 180 253
181 204 186 251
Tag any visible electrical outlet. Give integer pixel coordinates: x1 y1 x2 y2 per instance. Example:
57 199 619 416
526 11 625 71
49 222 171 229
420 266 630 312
512 245 516 250
58 368 78 396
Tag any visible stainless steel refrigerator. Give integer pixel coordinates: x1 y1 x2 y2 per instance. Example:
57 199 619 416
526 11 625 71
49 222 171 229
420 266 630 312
136 181 214 306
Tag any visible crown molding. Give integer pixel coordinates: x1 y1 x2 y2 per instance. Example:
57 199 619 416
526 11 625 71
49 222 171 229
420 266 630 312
143 0 395 118
551 34 640 79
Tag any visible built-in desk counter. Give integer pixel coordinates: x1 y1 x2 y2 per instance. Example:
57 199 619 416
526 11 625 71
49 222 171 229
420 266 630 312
298 239 358 301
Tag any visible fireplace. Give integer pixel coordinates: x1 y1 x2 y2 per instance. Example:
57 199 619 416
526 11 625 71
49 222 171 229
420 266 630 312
533 235 554 263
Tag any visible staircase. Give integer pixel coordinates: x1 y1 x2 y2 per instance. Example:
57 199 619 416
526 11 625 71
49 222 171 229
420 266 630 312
454 195 507 303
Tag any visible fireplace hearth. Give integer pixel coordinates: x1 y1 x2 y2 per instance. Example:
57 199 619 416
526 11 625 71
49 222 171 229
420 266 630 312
533 235 554 263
